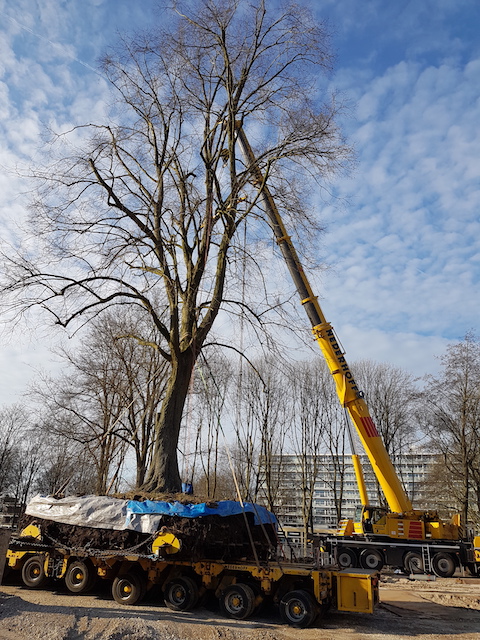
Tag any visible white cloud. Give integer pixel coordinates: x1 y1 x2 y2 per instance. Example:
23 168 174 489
0 0 478 405
319 51 480 353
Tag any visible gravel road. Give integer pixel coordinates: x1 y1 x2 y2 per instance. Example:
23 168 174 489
1 575 480 640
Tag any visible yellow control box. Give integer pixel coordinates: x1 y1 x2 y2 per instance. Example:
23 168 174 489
335 569 379 614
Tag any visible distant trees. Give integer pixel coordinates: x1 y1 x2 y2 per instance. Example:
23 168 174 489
353 359 420 504
290 359 345 534
0 405 43 522
420 333 480 526
353 360 419 458
183 349 234 500
31 310 168 494
230 356 291 509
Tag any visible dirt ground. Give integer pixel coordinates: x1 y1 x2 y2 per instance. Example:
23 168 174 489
1 573 480 640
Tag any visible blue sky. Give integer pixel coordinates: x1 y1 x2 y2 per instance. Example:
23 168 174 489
0 0 479 402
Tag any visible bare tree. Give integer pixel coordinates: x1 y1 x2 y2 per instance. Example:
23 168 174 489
231 356 291 508
352 359 420 505
420 333 480 526
3 0 352 491
288 358 347 534
0 406 20 493
34 438 98 496
0 405 44 524
183 349 233 499
353 359 419 458
312 362 350 524
0 406 32 494
31 311 168 494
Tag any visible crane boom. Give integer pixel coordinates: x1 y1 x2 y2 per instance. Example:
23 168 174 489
236 126 412 515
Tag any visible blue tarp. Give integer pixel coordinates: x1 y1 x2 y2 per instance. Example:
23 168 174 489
126 499 277 526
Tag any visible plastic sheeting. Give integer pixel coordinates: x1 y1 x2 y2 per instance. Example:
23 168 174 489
25 495 277 535
25 495 129 531
125 499 277 533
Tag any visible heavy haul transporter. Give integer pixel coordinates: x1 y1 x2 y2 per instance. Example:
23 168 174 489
236 125 480 578
3 497 378 629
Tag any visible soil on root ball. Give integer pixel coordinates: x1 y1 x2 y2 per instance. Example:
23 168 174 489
17 512 277 562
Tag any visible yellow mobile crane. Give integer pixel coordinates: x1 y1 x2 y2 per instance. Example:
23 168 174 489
236 126 477 578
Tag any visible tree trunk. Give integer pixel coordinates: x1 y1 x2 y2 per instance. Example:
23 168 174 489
141 350 195 493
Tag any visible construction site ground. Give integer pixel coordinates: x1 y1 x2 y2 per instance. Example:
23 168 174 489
1 572 480 640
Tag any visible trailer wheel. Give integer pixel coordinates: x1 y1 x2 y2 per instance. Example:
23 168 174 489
279 589 319 628
220 583 256 620
112 571 147 605
164 576 199 611
403 551 423 574
337 548 357 568
21 555 47 589
65 559 97 594
432 552 456 578
360 549 384 571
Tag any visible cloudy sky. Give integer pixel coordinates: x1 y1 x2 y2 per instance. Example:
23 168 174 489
0 0 479 404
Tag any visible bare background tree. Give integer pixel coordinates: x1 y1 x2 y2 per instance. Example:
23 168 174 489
2 0 351 492
181 349 234 499
420 333 480 526
230 356 291 508
353 359 420 505
285 358 353 534
353 360 419 458
31 310 168 494
0 406 44 525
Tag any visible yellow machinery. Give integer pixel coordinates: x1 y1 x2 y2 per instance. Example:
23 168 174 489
5 522 379 628
236 126 462 545
474 536 480 564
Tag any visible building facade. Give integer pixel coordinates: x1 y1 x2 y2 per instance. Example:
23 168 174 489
262 452 438 530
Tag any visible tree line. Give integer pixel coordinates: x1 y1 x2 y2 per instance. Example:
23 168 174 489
1 311 479 531
0 0 477 533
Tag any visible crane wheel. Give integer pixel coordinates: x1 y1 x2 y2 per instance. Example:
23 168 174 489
337 548 357 569
360 549 384 571
403 551 423 574
432 553 456 578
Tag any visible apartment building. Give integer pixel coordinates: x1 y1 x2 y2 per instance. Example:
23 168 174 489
262 452 438 530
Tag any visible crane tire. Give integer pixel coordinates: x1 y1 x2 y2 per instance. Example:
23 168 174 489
220 583 256 620
403 551 424 574
360 549 384 570
337 548 357 569
164 576 199 611
432 552 456 578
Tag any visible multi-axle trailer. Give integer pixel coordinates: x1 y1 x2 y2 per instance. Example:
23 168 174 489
4 521 378 629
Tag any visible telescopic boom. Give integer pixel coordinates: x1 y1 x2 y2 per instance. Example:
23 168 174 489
236 126 412 515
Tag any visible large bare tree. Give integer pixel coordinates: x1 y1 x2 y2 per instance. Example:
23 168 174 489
2 0 352 491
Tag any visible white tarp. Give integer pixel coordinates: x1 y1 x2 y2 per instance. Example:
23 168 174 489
126 513 164 534
25 495 278 535
25 495 129 531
